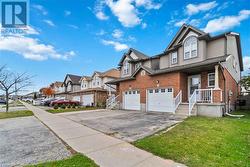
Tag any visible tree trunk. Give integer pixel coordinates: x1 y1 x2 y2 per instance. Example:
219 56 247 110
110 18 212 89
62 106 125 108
6 91 9 112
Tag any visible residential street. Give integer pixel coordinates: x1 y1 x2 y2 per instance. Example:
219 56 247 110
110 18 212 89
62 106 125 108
23 102 186 167
0 116 71 166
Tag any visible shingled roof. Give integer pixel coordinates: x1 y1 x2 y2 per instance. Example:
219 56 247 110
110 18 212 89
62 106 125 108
64 74 81 85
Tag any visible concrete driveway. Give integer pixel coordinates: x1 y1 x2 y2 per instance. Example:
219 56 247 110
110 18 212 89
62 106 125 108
0 116 71 167
61 110 184 142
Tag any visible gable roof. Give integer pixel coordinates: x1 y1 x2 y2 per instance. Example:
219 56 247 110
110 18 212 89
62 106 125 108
165 24 206 51
118 48 149 66
107 55 229 84
63 74 81 85
50 81 63 88
99 68 120 78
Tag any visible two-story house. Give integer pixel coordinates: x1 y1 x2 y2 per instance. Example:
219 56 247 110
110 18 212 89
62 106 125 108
54 74 81 100
106 24 243 117
50 81 64 94
71 68 120 106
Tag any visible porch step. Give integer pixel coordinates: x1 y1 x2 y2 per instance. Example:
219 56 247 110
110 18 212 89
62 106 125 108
175 103 197 116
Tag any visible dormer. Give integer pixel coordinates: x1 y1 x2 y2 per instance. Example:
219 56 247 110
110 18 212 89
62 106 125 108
80 76 91 90
118 48 149 78
91 72 102 88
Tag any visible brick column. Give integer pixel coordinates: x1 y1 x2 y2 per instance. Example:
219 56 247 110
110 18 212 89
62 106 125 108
213 89 222 103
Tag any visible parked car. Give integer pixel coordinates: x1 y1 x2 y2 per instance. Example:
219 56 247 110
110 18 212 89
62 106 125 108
42 98 57 106
22 98 33 103
0 99 6 105
50 99 80 107
33 98 44 106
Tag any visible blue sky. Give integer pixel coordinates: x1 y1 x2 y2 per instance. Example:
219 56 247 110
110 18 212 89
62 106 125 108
0 0 250 93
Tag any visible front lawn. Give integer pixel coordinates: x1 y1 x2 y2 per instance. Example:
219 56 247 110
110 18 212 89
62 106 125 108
134 110 250 167
26 153 99 167
0 110 33 119
47 107 103 114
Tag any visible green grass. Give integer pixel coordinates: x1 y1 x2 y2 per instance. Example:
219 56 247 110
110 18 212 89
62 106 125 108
26 153 99 167
134 110 250 167
47 107 103 114
0 110 33 119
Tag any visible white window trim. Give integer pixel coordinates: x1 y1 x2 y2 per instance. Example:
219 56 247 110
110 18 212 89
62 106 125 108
184 36 198 60
208 73 215 87
123 61 130 75
171 52 178 64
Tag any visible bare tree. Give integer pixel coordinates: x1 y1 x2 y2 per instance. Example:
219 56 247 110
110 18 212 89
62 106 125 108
0 65 33 112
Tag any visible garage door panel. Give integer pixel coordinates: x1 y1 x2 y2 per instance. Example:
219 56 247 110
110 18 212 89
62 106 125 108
124 90 140 110
147 88 174 112
82 94 94 106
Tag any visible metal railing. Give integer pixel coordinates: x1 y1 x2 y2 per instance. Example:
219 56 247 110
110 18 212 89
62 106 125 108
174 90 182 113
106 95 119 109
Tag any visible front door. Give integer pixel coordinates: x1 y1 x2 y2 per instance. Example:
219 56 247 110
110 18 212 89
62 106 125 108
188 75 201 98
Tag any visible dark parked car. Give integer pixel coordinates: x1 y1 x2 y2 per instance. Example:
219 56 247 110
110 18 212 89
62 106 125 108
0 99 6 105
43 98 57 106
50 99 80 107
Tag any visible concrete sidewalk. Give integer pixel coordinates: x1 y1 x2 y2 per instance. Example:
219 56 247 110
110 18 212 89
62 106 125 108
23 103 186 167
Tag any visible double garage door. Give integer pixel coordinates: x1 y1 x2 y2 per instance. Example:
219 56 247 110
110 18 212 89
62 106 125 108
123 88 174 112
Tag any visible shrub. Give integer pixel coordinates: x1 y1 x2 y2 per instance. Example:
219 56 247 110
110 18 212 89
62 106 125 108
53 104 59 109
72 104 76 108
66 104 71 108
61 104 66 109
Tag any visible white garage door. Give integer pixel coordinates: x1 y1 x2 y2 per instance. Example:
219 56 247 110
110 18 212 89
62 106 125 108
147 88 174 112
123 90 140 110
72 96 80 102
82 94 94 106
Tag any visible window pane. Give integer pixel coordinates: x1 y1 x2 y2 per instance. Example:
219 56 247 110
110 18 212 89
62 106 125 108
191 50 197 57
161 89 165 93
155 89 159 93
149 90 153 93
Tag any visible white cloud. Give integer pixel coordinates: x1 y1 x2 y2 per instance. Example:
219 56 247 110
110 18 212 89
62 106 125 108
186 1 217 15
64 10 71 16
32 4 48 15
101 39 128 51
243 56 250 72
142 22 147 29
67 24 79 29
96 29 106 36
26 26 40 35
174 19 188 27
135 0 162 9
204 10 250 33
112 29 123 39
43 20 56 27
96 11 109 20
106 0 141 27
0 36 75 61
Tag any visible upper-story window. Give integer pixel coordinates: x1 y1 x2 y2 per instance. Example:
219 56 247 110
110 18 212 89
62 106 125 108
171 52 178 64
184 36 197 60
123 60 130 75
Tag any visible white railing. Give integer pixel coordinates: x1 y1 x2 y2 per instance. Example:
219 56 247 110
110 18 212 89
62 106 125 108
174 90 182 113
196 89 213 103
189 89 214 115
106 95 119 109
189 90 197 115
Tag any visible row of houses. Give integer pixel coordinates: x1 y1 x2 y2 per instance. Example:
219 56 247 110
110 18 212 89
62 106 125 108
46 24 243 117
48 69 120 106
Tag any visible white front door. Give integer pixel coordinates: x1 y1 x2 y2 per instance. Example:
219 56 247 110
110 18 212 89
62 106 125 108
123 90 140 110
82 94 94 106
147 88 174 112
188 75 201 98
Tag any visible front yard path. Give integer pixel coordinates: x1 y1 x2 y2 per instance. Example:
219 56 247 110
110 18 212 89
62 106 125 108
23 102 185 167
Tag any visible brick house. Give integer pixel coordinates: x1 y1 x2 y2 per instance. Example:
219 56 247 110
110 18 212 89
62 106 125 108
55 69 120 106
106 24 243 117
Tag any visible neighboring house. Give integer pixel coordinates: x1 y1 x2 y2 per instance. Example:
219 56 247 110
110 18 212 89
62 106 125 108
50 81 64 94
106 24 243 117
54 74 81 100
71 68 120 106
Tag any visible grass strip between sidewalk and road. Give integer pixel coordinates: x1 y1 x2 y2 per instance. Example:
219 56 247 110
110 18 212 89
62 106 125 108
46 107 103 114
0 110 33 119
26 153 99 167
134 110 250 167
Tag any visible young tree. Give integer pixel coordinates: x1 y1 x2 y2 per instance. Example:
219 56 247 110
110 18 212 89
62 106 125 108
0 65 32 112
240 76 250 91
42 87 55 97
